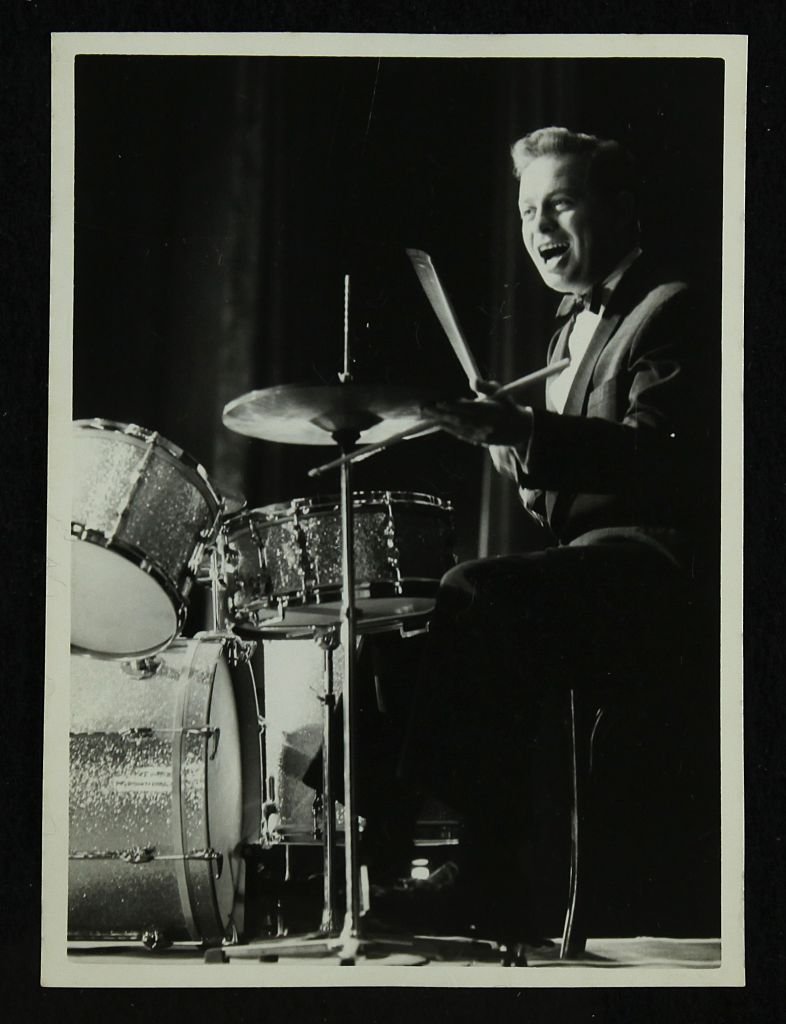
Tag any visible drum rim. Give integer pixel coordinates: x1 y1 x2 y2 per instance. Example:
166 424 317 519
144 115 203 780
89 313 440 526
229 579 439 633
180 634 260 944
69 529 187 659
223 490 453 530
73 417 223 512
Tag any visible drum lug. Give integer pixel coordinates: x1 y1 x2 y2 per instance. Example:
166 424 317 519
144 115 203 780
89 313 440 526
120 657 161 679
185 725 221 759
119 726 155 741
189 849 224 878
124 846 156 864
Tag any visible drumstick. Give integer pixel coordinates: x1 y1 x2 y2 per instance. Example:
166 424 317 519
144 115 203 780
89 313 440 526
493 358 569 397
308 359 569 479
406 248 484 392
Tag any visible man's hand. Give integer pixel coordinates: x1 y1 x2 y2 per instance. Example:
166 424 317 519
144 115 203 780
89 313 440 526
423 395 533 447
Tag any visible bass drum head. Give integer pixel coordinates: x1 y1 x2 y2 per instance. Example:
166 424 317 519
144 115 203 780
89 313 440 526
203 655 243 933
71 541 179 657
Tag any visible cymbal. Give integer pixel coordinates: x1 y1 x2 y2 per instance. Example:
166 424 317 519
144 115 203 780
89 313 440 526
222 382 444 446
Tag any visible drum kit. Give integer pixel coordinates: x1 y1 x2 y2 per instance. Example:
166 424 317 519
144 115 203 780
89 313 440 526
68 384 458 955
67 257 561 964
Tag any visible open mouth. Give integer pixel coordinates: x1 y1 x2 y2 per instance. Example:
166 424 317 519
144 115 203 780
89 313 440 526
538 241 570 266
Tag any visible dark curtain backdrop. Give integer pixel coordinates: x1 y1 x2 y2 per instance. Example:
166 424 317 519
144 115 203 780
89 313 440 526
73 56 723 562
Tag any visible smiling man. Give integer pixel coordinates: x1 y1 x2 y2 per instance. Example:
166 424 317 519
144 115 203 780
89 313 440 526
518 133 637 296
386 127 720 946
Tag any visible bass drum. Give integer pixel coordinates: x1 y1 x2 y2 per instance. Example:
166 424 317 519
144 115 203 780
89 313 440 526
68 634 262 947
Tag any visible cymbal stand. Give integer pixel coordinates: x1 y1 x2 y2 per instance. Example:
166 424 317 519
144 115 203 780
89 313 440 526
334 271 376 959
332 425 364 960
314 625 340 936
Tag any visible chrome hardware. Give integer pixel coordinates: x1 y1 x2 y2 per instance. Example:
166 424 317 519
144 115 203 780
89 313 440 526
312 793 324 841
185 725 221 760
222 542 240 569
70 846 157 864
190 848 224 878
119 727 155 741
123 847 155 864
70 846 223 869
120 656 161 679
314 626 340 652
223 636 256 666
141 928 171 952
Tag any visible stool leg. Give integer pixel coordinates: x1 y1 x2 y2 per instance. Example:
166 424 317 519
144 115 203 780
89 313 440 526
560 689 588 958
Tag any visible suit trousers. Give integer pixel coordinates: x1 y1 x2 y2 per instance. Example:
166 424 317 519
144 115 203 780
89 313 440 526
399 535 694 824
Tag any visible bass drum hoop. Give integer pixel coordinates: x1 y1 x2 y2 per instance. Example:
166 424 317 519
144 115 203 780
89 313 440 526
182 633 262 945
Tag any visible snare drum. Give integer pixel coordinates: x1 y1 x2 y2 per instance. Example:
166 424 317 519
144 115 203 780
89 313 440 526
71 420 222 658
68 634 262 946
222 491 455 635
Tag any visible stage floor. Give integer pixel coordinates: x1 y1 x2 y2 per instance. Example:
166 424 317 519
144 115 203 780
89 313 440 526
68 935 721 970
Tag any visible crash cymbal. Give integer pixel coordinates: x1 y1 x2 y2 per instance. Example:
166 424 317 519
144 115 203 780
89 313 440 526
222 382 444 446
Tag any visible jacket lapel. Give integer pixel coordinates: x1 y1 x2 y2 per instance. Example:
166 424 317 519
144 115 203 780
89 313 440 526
544 255 653 529
561 307 625 416
549 295 575 359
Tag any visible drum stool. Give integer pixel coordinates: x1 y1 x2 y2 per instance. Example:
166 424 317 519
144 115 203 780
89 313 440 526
558 636 720 957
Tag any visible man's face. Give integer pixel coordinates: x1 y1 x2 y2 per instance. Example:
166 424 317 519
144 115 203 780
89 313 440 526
517 152 628 295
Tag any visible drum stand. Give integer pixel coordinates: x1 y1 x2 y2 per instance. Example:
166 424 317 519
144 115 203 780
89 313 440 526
214 429 434 965
214 288 488 966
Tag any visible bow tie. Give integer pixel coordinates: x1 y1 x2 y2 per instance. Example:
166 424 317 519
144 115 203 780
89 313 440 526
556 284 606 318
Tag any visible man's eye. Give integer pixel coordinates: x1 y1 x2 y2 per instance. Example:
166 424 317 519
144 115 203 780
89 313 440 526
552 197 573 211
521 207 535 220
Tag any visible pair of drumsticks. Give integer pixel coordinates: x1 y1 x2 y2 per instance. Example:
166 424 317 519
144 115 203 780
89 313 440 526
309 250 568 479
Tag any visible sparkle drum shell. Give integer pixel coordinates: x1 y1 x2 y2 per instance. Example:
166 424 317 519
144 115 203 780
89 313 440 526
68 635 262 945
71 420 221 659
222 491 455 635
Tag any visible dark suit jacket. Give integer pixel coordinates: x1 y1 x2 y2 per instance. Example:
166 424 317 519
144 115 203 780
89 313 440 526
517 255 720 570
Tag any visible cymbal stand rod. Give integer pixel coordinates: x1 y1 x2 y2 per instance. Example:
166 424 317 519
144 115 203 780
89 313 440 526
335 429 363 957
209 547 222 631
340 274 352 383
316 626 340 935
